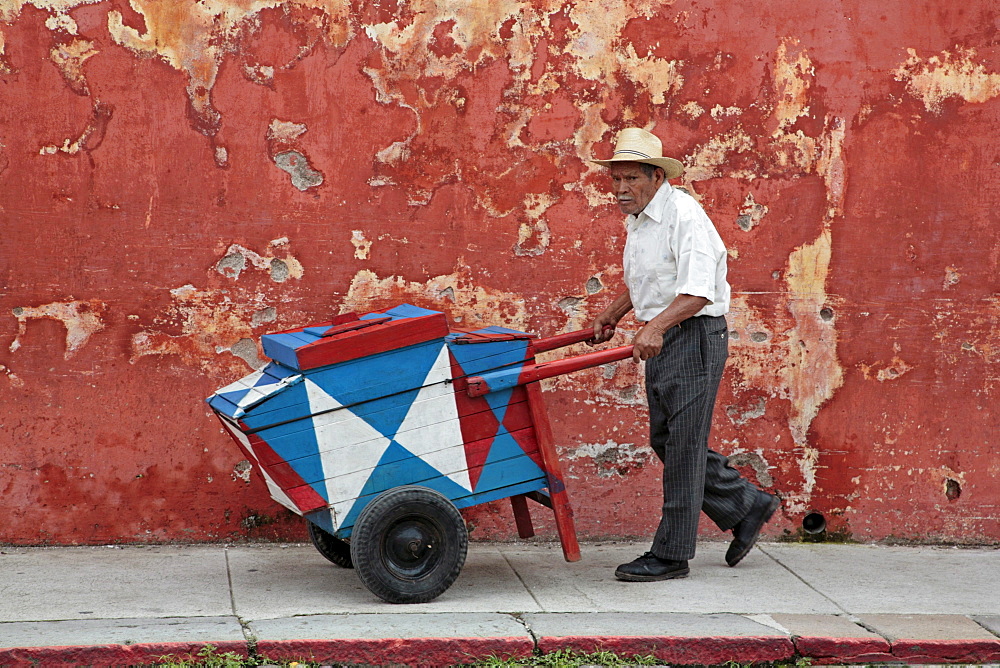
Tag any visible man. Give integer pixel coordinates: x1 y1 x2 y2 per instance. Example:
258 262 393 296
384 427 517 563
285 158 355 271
589 127 779 581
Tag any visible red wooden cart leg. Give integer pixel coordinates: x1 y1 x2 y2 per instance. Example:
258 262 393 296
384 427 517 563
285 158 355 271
510 494 535 539
525 381 581 562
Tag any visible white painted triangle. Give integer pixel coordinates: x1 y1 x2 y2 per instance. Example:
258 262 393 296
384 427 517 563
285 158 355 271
215 369 265 396
393 345 471 492
304 378 392 525
236 381 285 409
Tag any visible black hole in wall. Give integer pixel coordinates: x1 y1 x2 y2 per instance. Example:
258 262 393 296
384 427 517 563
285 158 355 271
802 512 827 534
946 478 962 501
819 307 834 321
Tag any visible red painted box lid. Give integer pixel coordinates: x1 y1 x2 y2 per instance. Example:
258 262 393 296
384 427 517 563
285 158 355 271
261 304 450 371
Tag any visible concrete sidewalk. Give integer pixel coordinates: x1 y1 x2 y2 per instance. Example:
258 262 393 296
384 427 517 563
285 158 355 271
0 540 998 665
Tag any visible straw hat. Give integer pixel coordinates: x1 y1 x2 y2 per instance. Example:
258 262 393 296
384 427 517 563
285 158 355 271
591 128 683 179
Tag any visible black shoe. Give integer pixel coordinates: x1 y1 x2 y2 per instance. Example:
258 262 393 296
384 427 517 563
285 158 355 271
726 491 780 567
614 552 690 582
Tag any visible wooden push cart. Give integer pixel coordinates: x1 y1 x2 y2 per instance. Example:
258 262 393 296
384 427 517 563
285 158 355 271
207 304 631 603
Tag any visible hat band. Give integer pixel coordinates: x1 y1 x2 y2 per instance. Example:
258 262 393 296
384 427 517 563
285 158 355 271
613 149 655 159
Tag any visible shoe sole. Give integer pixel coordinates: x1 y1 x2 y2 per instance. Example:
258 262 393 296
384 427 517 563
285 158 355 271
726 495 780 567
614 568 690 582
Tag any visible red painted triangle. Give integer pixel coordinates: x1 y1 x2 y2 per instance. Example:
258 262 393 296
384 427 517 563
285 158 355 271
450 352 500 491
502 385 545 470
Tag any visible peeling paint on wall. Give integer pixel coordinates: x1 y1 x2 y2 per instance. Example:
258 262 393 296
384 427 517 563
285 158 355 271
860 355 914 382
682 130 755 184
727 396 767 426
728 451 774 487
895 47 1000 113
10 299 106 358
771 38 813 136
130 284 269 370
342 267 528 329
565 440 651 479
513 193 554 257
268 119 323 190
350 230 371 260
0 363 25 388
39 102 112 155
49 37 96 94
736 193 768 231
273 151 323 190
214 240 303 282
2 0 998 545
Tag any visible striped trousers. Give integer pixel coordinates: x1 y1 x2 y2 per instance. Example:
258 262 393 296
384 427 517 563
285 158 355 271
645 314 758 561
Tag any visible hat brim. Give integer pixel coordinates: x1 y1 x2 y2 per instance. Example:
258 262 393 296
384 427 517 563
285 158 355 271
591 156 683 180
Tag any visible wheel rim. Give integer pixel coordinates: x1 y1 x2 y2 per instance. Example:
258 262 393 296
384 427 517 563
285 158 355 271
380 514 443 581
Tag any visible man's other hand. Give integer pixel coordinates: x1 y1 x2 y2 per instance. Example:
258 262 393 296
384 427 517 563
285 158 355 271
589 315 617 345
632 323 665 362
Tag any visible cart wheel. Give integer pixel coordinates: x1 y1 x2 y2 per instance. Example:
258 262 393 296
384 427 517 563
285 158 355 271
307 521 353 569
350 486 468 604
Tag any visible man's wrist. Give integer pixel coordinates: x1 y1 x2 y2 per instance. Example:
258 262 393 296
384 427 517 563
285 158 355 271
643 320 667 336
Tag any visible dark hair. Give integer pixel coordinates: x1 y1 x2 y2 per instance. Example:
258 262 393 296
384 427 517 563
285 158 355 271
638 163 664 179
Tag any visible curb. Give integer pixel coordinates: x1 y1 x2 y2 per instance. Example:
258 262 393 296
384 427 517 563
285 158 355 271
2 636 999 666
0 641 248 666
535 635 795 665
256 637 535 666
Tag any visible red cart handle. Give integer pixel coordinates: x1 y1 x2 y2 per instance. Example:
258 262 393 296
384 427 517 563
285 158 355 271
466 328 632 397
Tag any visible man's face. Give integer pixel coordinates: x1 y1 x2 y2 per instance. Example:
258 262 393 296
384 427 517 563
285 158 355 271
609 162 665 216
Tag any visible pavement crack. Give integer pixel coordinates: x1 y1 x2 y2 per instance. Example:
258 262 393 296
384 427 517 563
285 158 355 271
507 612 539 651
757 544 852 616
501 550 544 612
223 548 259 656
224 547 238 617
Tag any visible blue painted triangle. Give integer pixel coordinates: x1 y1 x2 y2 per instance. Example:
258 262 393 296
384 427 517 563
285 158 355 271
483 387 513 424
338 442 472 531
474 427 546 493
217 387 253 406
348 388 421 439
259 362 298 383
304 341 446 437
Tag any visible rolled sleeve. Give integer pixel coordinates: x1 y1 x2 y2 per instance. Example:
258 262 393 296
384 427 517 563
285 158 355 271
674 248 717 303
672 210 720 302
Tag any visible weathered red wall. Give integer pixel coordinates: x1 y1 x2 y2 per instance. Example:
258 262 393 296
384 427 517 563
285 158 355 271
1 0 997 546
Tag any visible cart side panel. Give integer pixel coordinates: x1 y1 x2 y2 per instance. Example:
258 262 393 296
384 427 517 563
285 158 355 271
235 339 472 534
284 375 549 536
253 380 539 486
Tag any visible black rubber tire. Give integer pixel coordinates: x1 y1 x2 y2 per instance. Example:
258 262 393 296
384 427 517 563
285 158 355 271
307 520 354 569
350 486 468 604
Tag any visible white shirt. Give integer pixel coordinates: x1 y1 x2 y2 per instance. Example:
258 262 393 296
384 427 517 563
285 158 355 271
623 183 730 322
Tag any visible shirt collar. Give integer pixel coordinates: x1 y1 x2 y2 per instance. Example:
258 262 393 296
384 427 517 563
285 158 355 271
627 182 674 228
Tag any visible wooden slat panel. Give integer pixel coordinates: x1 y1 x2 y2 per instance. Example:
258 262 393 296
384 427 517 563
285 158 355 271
262 423 540 489
289 456 551 535
243 379 533 447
